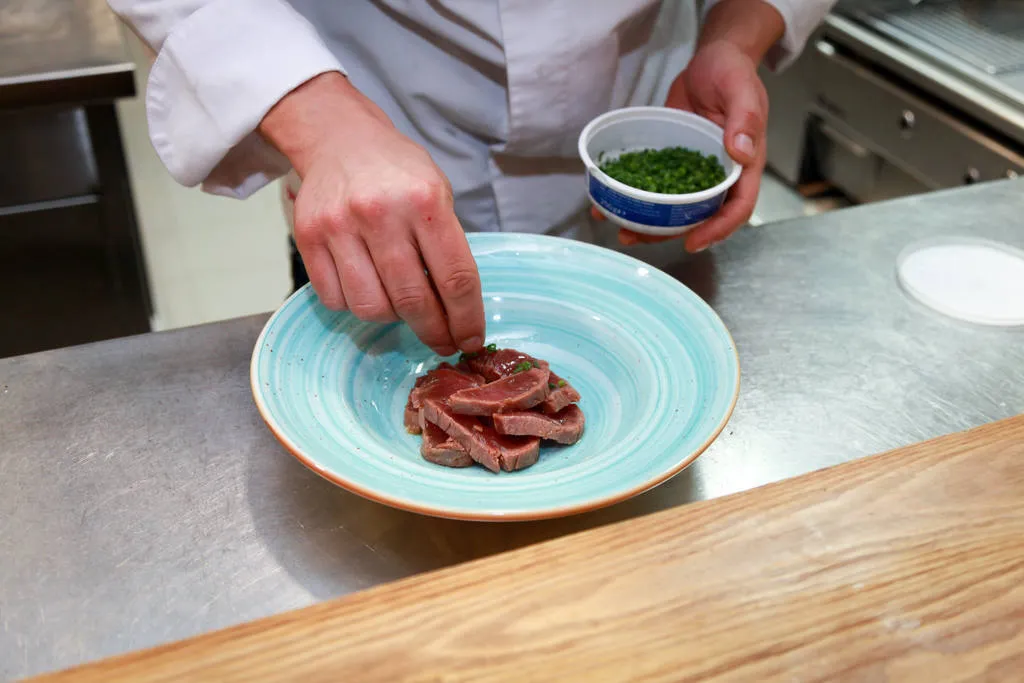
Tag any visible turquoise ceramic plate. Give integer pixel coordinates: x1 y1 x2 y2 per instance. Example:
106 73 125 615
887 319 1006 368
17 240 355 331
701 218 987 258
251 233 739 521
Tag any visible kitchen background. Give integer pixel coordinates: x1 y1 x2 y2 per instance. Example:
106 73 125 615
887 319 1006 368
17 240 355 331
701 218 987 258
1 0 1021 359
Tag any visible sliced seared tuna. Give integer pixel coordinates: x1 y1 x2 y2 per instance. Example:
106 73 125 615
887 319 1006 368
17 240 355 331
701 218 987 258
421 398 540 473
419 420 473 468
407 347 582 472
410 366 483 409
463 348 549 382
406 365 482 435
404 401 422 434
493 404 585 445
540 372 581 414
448 367 551 415
404 373 433 434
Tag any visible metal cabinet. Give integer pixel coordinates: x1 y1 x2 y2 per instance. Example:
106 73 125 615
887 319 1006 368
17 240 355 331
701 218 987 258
0 0 151 358
764 12 1024 205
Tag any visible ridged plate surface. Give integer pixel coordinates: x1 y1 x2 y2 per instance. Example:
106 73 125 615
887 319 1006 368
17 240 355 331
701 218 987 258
251 233 739 520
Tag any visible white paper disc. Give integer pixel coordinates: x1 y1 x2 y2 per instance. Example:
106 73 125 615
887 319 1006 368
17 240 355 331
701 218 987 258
897 237 1024 327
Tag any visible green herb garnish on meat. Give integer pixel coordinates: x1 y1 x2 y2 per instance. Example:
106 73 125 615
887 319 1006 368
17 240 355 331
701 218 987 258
485 343 497 352
557 379 567 387
513 361 534 373
599 146 726 194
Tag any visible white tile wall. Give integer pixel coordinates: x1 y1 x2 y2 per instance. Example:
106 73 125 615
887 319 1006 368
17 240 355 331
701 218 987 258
114 30 292 331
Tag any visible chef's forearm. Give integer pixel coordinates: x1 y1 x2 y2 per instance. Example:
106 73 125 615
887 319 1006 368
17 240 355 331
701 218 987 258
697 0 786 64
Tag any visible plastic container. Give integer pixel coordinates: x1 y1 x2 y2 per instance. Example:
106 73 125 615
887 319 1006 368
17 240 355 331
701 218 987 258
578 106 742 235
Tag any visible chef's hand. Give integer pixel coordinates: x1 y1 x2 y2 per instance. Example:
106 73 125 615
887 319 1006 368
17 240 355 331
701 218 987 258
617 0 784 253
260 72 485 357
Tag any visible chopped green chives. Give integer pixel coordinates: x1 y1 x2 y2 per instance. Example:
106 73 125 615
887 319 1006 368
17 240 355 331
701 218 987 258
599 146 726 195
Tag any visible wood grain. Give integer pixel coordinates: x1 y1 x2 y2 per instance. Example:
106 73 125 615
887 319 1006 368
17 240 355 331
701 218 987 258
33 415 1024 682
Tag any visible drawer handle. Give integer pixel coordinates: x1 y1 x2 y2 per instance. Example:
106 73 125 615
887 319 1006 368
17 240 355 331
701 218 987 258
899 110 916 132
818 123 870 159
964 167 981 184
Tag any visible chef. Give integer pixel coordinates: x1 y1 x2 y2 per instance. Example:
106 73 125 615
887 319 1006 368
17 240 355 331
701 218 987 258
108 0 834 355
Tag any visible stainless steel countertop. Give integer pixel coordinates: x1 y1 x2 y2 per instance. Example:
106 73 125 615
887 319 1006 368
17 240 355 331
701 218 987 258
0 0 134 107
3 181 1024 679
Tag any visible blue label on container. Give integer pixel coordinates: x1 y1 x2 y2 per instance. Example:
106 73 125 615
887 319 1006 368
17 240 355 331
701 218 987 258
588 173 725 227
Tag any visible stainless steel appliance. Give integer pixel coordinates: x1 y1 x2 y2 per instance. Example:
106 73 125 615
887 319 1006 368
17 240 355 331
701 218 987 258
763 1 1024 204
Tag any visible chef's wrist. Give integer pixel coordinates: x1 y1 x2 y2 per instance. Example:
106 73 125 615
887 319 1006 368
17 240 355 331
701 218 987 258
698 0 785 65
259 71 392 177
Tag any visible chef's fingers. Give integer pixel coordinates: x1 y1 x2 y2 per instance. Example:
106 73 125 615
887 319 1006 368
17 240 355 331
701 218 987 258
329 233 398 323
416 217 485 353
369 237 458 355
293 235 347 310
684 151 764 253
721 75 766 167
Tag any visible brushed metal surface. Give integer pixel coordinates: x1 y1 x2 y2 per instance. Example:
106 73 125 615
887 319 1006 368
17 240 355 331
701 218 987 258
823 14 1024 145
2 181 1023 679
809 39 1024 189
853 0 1024 75
0 0 134 106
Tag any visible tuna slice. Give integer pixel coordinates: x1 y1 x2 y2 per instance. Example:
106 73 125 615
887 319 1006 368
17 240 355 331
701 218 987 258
419 420 473 468
406 364 483 436
448 367 551 416
404 402 422 434
410 366 483 409
404 374 433 434
493 404 585 445
540 372 581 415
421 398 540 473
463 348 550 382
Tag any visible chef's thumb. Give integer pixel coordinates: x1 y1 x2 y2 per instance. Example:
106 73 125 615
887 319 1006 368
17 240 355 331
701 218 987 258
722 82 762 166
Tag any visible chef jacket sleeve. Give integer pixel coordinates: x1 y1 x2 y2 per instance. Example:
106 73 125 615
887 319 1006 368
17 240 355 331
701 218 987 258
702 0 837 71
107 0 344 198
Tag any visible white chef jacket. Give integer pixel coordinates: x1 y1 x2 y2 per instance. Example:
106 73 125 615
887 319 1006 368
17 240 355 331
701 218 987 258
109 0 834 238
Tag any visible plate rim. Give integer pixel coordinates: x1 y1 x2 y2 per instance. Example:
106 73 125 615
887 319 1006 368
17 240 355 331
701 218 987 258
250 233 740 522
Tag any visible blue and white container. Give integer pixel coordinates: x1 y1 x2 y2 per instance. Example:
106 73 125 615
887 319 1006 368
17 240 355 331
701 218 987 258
578 107 742 236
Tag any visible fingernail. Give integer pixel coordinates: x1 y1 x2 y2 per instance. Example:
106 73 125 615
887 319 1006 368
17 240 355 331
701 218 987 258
459 336 483 353
734 133 755 158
